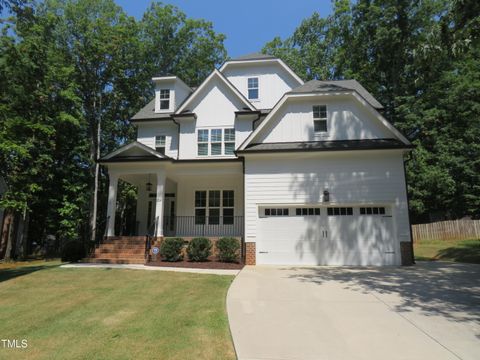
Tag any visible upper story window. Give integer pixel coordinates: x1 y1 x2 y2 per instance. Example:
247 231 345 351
247 77 259 100
159 89 170 110
155 135 166 154
197 128 235 156
313 105 328 133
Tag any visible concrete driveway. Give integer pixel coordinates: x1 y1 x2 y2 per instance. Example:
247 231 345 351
227 262 480 360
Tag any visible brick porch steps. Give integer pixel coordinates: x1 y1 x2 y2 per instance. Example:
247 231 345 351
83 236 147 265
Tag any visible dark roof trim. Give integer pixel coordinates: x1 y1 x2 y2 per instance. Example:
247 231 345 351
235 110 261 115
172 158 242 164
172 112 197 119
130 117 174 123
237 139 414 155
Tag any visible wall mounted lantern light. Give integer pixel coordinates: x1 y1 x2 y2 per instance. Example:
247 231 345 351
146 174 152 192
323 189 330 202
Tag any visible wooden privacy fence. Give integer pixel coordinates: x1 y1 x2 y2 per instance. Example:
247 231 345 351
412 219 480 243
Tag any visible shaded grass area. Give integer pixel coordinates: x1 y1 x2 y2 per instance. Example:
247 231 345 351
0 260 235 360
414 238 480 264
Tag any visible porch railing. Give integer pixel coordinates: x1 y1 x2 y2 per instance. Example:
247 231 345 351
163 216 244 237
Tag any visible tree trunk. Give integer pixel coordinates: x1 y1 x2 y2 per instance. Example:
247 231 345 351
3 210 18 261
89 96 102 243
15 209 30 260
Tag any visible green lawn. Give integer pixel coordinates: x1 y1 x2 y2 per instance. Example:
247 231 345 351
0 260 236 360
414 238 480 264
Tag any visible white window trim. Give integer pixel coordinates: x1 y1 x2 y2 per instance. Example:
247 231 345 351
196 127 236 157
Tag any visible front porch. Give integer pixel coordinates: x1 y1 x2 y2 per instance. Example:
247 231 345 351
104 160 245 239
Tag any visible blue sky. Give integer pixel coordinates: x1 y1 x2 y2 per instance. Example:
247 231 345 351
115 0 332 57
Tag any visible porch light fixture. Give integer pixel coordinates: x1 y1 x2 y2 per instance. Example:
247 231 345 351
323 189 330 202
146 174 152 192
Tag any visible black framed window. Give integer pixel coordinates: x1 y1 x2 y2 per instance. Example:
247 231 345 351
359 207 386 215
264 208 289 216
195 190 234 225
295 208 321 216
327 207 353 216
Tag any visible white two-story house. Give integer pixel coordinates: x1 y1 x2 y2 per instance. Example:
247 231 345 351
99 53 414 266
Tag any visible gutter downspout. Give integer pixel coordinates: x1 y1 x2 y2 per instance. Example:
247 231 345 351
403 150 415 265
172 118 181 160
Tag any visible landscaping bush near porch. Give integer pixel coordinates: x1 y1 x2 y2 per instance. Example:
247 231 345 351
159 237 184 261
216 237 240 263
187 237 212 261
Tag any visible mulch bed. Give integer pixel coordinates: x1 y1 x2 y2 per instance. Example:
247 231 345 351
146 258 244 270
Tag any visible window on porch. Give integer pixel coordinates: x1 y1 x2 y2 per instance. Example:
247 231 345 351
194 190 234 225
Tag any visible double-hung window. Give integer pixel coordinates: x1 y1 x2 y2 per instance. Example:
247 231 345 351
247 77 259 100
224 129 235 155
195 190 235 225
313 105 328 133
197 129 209 156
210 129 222 155
155 135 166 154
159 89 170 110
197 128 235 156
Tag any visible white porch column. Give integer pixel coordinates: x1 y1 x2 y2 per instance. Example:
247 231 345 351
106 173 119 237
154 169 166 237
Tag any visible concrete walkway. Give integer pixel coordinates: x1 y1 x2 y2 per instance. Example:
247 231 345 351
227 262 480 360
61 263 240 275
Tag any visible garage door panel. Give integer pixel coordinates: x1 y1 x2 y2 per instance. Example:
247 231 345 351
257 206 395 266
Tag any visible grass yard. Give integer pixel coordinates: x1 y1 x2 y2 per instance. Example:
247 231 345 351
0 260 236 360
414 238 480 264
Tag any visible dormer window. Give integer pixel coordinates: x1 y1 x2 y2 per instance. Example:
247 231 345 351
247 77 258 100
155 135 166 154
159 89 170 110
313 105 328 133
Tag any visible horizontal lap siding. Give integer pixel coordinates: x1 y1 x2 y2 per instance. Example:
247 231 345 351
244 152 410 263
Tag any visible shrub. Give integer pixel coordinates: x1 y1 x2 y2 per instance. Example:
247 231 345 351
160 237 184 262
216 237 240 263
61 240 86 262
187 237 212 262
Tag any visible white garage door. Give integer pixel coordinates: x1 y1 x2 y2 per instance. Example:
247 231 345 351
256 205 395 266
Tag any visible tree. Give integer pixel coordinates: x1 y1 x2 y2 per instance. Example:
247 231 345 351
0 5 83 258
263 0 480 221
138 2 227 88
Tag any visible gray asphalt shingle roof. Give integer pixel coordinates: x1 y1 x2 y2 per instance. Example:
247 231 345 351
288 79 384 109
130 98 174 122
230 52 277 61
239 139 411 153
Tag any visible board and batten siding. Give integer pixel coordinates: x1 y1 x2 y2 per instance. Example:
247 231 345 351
222 62 299 109
178 76 252 159
137 122 178 158
244 151 410 265
257 96 392 143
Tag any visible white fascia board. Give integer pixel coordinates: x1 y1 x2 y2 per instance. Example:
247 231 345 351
175 69 255 114
219 58 304 86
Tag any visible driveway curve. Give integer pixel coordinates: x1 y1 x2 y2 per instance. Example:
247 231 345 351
227 262 480 360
